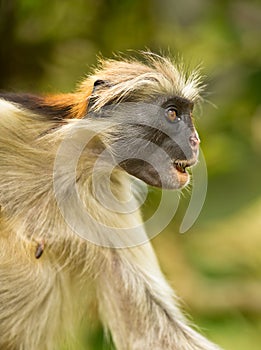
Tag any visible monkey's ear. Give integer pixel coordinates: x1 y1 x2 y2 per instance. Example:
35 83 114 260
93 79 107 90
87 80 110 113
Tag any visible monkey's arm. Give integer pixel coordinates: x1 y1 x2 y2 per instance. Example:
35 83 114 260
97 243 221 350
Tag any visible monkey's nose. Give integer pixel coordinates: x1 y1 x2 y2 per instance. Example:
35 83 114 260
189 133 200 149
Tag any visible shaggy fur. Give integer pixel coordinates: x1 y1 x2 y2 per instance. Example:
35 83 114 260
0 53 221 349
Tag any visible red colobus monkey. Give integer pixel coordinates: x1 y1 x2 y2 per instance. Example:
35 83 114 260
0 53 221 350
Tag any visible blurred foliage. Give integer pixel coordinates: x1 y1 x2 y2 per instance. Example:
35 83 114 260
0 0 261 349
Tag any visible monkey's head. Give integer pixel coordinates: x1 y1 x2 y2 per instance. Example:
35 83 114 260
83 53 203 190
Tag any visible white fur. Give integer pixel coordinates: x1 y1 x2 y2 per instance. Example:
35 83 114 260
0 86 220 350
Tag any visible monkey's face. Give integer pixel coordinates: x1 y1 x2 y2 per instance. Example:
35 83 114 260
92 96 200 190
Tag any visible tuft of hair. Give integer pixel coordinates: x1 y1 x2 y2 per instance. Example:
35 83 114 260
81 52 204 112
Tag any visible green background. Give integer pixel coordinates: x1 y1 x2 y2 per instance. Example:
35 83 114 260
0 0 260 349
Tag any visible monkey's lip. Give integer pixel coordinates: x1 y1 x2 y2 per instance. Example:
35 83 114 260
173 158 197 174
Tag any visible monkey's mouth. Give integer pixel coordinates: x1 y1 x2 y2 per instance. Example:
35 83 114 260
172 158 197 187
173 158 197 174
119 157 198 190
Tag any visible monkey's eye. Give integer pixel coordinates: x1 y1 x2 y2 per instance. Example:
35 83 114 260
165 107 180 123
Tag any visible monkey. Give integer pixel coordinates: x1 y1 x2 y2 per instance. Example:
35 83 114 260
0 53 222 350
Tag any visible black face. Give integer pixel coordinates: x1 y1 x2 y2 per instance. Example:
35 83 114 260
92 96 200 190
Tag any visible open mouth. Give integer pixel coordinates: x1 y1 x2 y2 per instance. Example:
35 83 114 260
173 158 197 174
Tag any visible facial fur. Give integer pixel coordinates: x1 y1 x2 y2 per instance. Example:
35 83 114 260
85 54 202 189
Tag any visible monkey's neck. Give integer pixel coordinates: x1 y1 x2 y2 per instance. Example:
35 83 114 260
53 150 145 249
0 110 144 255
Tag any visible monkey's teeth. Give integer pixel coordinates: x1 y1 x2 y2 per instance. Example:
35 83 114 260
173 158 197 173
174 161 186 173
